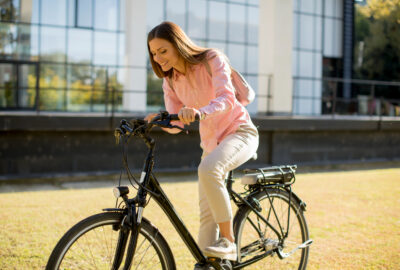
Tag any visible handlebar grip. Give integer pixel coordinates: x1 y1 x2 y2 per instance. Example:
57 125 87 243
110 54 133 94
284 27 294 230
169 114 200 121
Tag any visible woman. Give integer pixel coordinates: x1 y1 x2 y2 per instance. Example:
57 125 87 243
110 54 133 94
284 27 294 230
145 21 259 261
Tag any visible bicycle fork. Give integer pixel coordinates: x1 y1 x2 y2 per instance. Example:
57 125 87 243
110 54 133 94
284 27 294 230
111 203 142 270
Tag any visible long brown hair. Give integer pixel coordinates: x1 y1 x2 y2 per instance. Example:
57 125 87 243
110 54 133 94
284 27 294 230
147 21 211 79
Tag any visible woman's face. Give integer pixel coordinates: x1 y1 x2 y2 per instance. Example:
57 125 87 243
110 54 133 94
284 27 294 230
149 38 181 72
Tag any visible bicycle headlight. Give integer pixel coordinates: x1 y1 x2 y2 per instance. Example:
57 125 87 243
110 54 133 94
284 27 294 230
113 186 129 198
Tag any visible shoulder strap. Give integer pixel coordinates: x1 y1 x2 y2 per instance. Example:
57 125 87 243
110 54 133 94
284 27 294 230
204 52 234 78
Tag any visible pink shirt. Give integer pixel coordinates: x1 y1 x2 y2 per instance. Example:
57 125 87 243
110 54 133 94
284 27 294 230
163 50 251 153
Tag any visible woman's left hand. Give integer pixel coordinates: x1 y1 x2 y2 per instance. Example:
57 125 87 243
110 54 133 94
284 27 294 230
178 107 200 125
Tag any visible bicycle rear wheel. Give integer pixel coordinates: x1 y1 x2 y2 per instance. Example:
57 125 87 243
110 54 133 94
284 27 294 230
46 212 175 270
234 189 309 270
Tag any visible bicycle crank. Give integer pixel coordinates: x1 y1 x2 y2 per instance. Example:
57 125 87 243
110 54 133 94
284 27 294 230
277 239 313 259
194 258 232 270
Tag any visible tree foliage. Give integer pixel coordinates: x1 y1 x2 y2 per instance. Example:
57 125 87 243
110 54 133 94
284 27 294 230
354 0 400 81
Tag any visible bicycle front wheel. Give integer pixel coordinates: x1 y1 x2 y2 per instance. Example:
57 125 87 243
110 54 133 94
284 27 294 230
234 189 309 270
46 212 175 270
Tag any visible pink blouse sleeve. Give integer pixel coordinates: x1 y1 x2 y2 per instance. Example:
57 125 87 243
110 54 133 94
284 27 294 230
162 78 184 127
199 51 236 118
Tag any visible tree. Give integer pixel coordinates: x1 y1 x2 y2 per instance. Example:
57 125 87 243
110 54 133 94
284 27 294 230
354 0 400 81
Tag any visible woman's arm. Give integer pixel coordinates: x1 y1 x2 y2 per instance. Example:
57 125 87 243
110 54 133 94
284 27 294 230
199 51 236 119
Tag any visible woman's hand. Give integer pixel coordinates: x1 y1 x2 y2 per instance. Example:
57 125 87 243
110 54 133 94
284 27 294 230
178 107 200 125
144 113 158 123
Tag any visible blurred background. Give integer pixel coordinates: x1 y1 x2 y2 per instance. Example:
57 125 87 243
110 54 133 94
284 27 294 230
0 0 399 180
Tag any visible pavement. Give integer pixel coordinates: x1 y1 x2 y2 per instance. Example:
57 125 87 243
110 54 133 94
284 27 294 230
1 160 399 193
0 171 199 193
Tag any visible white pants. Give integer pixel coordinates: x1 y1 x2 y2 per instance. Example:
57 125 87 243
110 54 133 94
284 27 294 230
197 123 259 251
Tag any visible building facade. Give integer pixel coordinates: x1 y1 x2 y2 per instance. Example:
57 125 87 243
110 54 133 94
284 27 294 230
1 0 393 116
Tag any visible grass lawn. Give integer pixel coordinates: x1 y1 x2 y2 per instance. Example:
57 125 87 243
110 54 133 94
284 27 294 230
0 168 399 269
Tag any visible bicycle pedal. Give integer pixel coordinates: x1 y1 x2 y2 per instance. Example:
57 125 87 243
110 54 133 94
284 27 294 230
193 263 214 270
205 258 232 270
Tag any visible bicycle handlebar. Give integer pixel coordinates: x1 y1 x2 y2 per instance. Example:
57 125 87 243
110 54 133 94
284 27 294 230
115 111 200 143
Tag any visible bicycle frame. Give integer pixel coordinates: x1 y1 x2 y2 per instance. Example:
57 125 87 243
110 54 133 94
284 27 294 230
111 117 307 269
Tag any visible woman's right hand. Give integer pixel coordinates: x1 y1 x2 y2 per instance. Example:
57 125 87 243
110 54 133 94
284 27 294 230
144 113 158 123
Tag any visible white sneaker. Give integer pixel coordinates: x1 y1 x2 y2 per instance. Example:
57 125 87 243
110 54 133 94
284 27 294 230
203 237 237 261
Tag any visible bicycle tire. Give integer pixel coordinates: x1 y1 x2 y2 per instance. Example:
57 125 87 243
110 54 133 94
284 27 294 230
234 188 309 270
46 211 176 270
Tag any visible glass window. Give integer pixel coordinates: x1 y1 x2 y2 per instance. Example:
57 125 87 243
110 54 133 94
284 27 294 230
40 88 65 110
0 23 17 58
92 89 106 111
248 6 258 44
118 33 125 66
314 53 322 78
39 64 66 111
0 63 16 108
0 23 38 60
41 0 67 26
247 45 258 74
40 26 66 62
108 67 122 90
228 43 245 73
67 28 92 63
119 0 125 31
67 64 92 90
166 0 186 30
300 0 314 14
19 0 40 24
67 0 75 27
93 31 117 66
188 0 207 39
314 16 322 51
315 0 323 15
77 0 93 28
299 51 313 77
292 50 298 76
147 68 163 109
116 67 127 90
94 0 117 31
228 4 246 43
209 1 227 41
298 79 313 97
18 64 37 108
299 14 314 50
324 18 342 57
17 24 39 60
40 64 66 88
67 89 90 111
93 66 107 90
0 0 18 22
325 0 342 18
208 41 226 54
146 0 164 31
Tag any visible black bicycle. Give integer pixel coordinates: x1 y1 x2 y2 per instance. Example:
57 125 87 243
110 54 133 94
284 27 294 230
46 111 312 270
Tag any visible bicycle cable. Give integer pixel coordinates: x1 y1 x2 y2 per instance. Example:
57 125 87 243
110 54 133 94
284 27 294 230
120 126 161 199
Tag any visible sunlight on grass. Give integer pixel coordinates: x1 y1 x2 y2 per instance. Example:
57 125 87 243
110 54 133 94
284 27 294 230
0 168 399 269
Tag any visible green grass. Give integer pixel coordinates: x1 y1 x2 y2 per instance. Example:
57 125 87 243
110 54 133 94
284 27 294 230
0 168 400 269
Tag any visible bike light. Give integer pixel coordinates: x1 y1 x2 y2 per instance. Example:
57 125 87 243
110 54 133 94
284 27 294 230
113 186 129 198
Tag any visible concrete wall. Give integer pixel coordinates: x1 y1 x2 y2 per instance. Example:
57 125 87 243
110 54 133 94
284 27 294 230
1 114 399 180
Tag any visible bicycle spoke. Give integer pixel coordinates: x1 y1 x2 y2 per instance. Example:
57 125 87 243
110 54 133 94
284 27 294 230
236 190 309 269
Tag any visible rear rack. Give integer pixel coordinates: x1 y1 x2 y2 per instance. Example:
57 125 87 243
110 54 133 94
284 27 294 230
241 165 297 185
